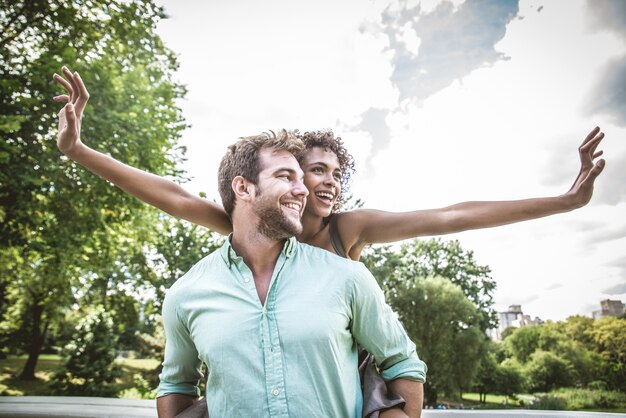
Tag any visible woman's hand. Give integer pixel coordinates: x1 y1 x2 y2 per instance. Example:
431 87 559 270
563 126 605 208
53 66 90 156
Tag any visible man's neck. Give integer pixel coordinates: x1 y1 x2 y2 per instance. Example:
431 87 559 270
230 224 288 306
230 226 286 277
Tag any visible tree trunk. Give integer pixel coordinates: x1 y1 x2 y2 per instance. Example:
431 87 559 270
19 301 45 380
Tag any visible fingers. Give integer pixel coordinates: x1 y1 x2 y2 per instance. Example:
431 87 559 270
580 133 604 157
72 71 90 116
53 73 74 99
584 159 606 183
61 66 79 104
580 126 601 147
58 107 66 131
579 129 604 166
64 102 77 133
53 65 90 119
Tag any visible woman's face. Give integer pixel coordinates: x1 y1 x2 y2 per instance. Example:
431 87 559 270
300 146 342 218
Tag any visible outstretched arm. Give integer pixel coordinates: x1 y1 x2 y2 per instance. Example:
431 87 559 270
340 127 606 258
53 66 232 235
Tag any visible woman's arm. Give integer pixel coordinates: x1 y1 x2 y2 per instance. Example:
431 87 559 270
339 127 605 259
53 66 232 235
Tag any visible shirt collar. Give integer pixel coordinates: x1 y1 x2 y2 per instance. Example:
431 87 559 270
220 234 297 268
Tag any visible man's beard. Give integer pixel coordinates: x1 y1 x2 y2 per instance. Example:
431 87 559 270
254 195 303 240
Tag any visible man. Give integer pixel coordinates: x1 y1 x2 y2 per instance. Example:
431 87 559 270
156 130 427 418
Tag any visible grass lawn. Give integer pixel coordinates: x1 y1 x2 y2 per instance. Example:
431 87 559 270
0 355 160 397
458 392 626 413
457 392 522 409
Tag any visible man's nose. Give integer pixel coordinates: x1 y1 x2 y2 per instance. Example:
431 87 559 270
293 178 309 197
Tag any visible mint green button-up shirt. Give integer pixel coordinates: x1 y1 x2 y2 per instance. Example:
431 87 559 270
157 237 427 418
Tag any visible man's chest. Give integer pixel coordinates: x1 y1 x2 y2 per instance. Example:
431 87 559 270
182 274 354 366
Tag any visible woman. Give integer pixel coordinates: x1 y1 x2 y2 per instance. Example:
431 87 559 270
54 67 605 418
53 66 606 263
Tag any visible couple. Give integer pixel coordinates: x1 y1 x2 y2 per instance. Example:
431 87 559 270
54 67 606 418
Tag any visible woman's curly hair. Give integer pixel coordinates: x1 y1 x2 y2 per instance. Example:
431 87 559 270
295 129 355 213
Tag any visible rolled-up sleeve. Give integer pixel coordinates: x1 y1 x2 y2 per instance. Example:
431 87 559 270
349 263 427 383
157 287 203 398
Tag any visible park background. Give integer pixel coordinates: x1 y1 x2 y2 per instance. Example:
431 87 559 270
0 0 625 412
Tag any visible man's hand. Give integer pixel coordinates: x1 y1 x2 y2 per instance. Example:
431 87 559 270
53 65 90 156
564 126 606 208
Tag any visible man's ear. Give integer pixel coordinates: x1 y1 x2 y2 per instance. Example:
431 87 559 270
232 176 253 202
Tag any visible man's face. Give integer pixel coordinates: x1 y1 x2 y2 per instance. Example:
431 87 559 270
252 148 309 240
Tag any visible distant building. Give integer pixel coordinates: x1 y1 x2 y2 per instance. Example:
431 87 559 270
592 299 625 320
488 304 544 341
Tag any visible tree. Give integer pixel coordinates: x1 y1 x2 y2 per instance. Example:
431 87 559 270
0 0 186 379
474 341 525 404
50 305 121 396
588 316 626 391
362 239 496 404
388 275 487 406
364 238 497 331
563 315 595 349
497 363 524 396
474 349 499 404
524 350 574 392
503 325 542 363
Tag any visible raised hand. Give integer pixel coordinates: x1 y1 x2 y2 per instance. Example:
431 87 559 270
53 66 90 156
565 126 606 208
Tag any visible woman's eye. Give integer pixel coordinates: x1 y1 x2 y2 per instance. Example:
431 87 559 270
312 167 323 174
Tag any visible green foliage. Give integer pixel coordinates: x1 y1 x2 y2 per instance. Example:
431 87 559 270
0 0 187 378
149 217 224 311
529 394 569 410
387 275 487 405
503 325 542 363
501 316 626 392
135 314 165 359
524 350 574 392
49 306 121 396
118 373 157 399
531 388 626 411
362 239 497 405
474 343 523 402
364 238 497 331
562 315 594 349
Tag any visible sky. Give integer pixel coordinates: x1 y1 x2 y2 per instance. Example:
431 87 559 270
154 0 626 322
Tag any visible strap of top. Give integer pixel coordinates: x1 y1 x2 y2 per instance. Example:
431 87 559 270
327 214 348 259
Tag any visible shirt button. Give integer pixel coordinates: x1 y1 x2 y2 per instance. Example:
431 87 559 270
272 388 280 396
244 278 250 283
